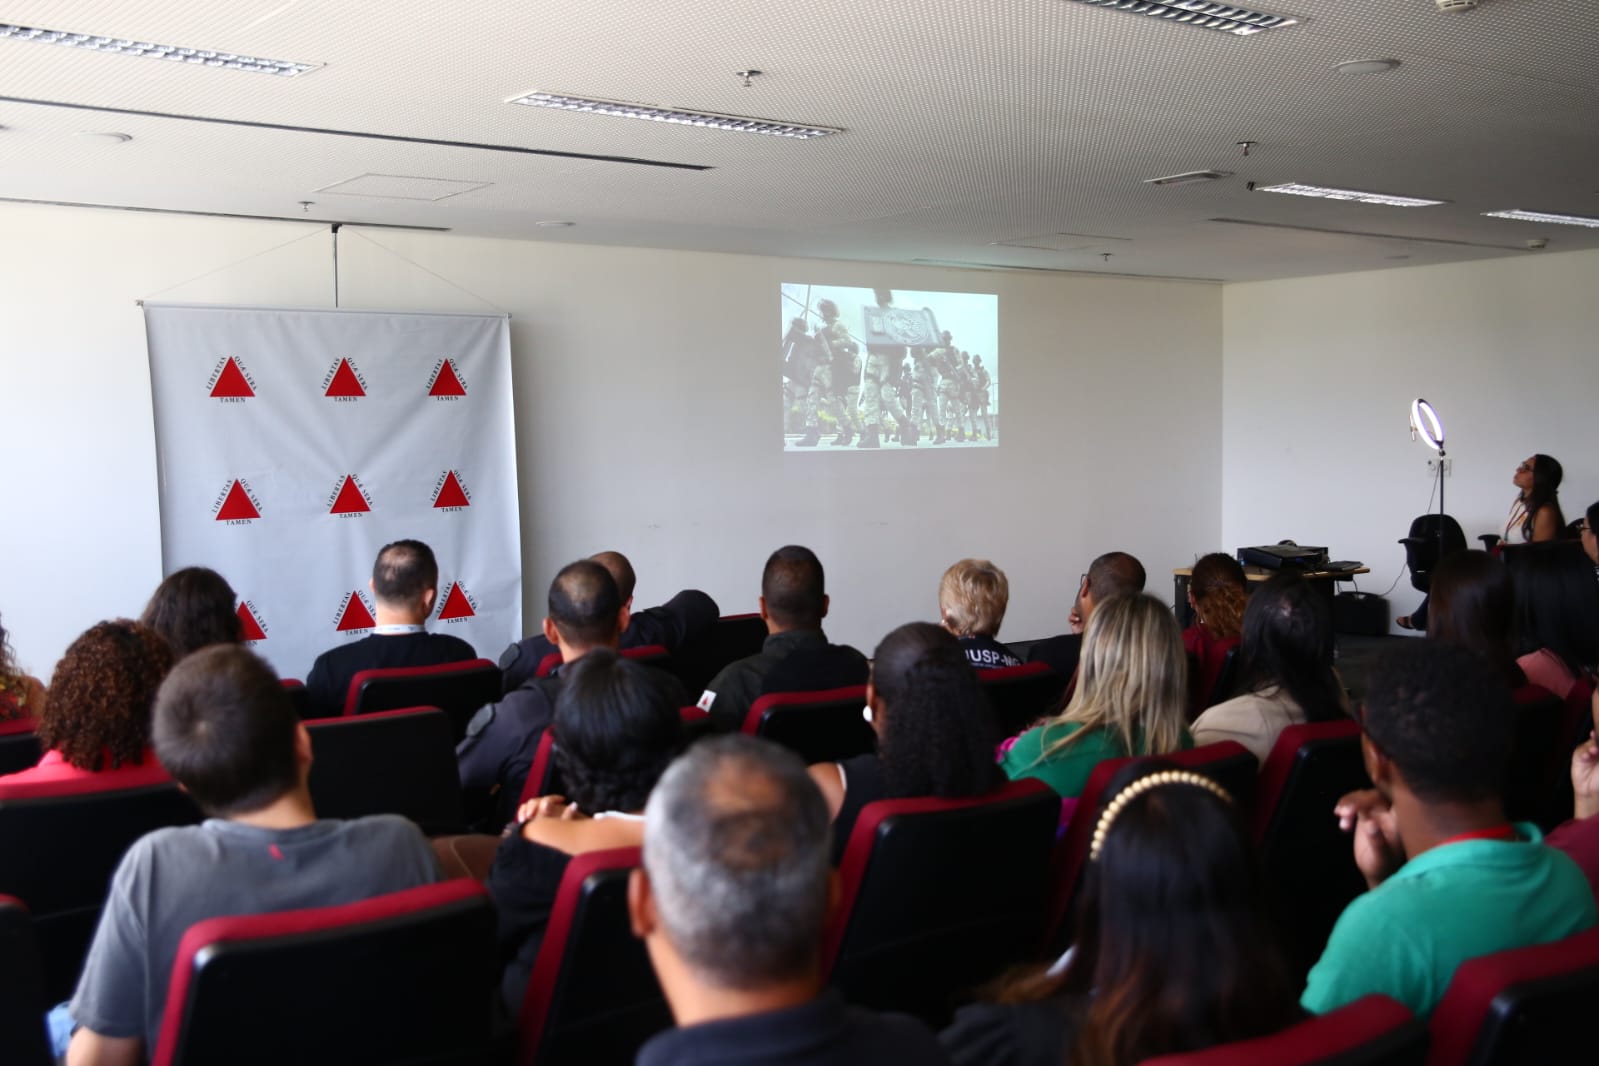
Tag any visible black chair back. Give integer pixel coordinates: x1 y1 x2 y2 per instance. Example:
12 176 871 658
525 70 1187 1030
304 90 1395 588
669 614 768 694
0 781 202 1000
348 659 501 742
823 780 1060 1027
976 663 1067 738
0 728 41 776
306 707 466 835
517 848 670 1066
152 880 496 1066
0 896 51 1066
744 685 874 764
1399 513 1467 593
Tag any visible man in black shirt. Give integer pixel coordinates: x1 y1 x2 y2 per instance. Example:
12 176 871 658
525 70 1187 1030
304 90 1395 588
497 550 716 693
1025 551 1146 679
698 546 867 733
303 539 476 717
630 736 948 1066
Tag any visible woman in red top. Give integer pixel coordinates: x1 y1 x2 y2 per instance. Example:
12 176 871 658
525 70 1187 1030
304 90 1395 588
1183 553 1248 715
0 620 175 790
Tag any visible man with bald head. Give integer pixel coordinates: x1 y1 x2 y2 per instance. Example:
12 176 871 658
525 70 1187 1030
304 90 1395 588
459 560 686 815
699 546 867 733
1026 551 1146 678
498 550 717 693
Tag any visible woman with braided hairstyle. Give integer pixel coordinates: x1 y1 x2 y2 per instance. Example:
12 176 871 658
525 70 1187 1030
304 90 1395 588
941 759 1301 1066
808 621 1004 864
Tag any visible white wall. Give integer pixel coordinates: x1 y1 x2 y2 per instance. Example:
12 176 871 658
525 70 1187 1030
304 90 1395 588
1 202 1224 677
1222 248 1599 631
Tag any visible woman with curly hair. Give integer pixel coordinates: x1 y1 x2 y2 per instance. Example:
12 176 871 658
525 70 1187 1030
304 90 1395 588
1183 552 1248 715
1002 594 1193 798
808 621 1004 863
0 612 47 720
478 649 685 1014
139 566 243 660
0 620 176 788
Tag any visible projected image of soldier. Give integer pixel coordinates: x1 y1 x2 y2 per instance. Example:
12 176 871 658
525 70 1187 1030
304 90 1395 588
912 341 940 440
934 336 963 444
795 299 861 448
972 353 993 440
858 288 915 448
782 316 817 435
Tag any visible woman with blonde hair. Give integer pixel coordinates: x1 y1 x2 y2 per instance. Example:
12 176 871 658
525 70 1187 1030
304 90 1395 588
1001 593 1193 797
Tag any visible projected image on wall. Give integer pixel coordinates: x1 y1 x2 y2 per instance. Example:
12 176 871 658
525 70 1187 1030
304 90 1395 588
782 284 998 451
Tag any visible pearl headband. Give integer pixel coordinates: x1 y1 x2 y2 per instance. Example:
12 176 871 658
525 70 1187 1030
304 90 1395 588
1089 770 1233 862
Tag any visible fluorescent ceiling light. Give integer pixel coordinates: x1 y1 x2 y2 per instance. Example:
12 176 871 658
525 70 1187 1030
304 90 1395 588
1145 169 1231 186
1257 182 1447 207
507 91 840 139
1064 0 1298 36
0 22 318 76
1482 209 1599 230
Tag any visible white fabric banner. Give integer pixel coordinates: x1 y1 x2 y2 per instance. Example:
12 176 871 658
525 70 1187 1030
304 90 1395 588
143 304 521 682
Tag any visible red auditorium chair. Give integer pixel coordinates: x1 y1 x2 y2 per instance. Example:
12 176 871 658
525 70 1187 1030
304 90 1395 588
822 779 1060 1025
516 847 671 1066
1251 719 1371 979
1426 925 1599 1066
1541 675 1597 829
533 644 676 681
0 774 200 1000
278 677 312 719
305 706 466 835
344 658 501 740
520 707 712 807
0 716 41 776
976 661 1068 738
0 896 51 1066
667 613 769 694
151 879 497 1066
1188 640 1241 720
741 685 874 765
1141 995 1426 1066
1046 741 1258 950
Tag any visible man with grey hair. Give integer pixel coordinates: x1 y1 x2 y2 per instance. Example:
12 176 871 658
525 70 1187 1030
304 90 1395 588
628 735 948 1065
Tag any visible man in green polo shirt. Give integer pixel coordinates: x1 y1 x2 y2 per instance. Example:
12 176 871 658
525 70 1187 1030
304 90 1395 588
1302 640 1596 1017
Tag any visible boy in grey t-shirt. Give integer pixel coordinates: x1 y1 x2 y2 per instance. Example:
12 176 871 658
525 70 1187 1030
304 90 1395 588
62 645 441 1065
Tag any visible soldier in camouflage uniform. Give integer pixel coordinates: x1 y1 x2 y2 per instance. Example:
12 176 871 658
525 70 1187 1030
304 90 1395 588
858 289 915 448
934 339 963 444
782 316 816 434
795 299 860 447
972 353 993 440
912 340 942 440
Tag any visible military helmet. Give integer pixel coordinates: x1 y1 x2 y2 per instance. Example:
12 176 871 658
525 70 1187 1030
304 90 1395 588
817 298 838 318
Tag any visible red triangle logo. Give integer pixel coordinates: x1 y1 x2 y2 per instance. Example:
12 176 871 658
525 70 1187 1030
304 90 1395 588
433 472 471 509
237 602 267 641
325 359 365 398
429 360 467 397
438 583 476 620
211 358 255 398
336 592 376 632
216 480 260 521
329 476 371 515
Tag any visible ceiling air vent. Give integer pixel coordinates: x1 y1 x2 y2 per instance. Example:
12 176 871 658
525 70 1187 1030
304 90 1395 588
1064 1 1298 36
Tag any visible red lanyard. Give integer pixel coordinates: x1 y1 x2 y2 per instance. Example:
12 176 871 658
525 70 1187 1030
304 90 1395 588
1436 825 1518 848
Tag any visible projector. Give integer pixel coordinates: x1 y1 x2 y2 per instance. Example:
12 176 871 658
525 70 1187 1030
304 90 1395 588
1238 543 1329 571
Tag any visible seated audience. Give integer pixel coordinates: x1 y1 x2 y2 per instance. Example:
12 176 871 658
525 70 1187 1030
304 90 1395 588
1026 552 1145 680
499 550 717 692
700 546 867 732
630 735 949 1065
1582 501 1599 574
138 566 243 660
942 760 1302 1066
1426 549 1531 688
459 560 686 814
478 651 684 1014
1510 544 1599 700
808 622 1003 863
1191 574 1348 762
1546 686 1599 899
1505 453 1567 544
1302 640 1595 1017
304 539 477 717
1003 593 1192 798
59 644 440 1064
0 620 174 791
0 612 45 720
1182 551 1248 713
939 558 1023 670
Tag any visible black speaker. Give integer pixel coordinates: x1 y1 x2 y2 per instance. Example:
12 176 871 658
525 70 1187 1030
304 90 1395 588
1333 592 1388 636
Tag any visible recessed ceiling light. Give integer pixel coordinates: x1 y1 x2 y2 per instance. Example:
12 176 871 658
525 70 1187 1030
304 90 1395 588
1063 0 1298 36
0 22 319 76
1145 169 1232 186
1482 208 1599 230
73 131 132 144
1335 58 1400 75
507 91 841 139
1257 182 1447 207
